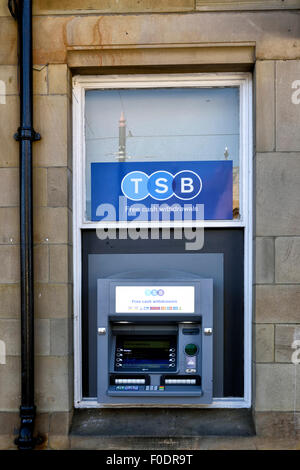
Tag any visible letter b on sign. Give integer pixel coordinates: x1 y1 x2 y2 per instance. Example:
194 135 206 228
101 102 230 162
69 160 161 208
173 171 202 200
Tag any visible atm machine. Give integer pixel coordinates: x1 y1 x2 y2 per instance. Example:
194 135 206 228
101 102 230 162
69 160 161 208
97 275 214 405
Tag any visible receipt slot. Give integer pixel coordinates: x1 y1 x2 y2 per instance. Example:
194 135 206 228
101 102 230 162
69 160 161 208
97 277 213 405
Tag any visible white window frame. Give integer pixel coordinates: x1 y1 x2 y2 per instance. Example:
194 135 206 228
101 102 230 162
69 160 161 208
72 73 253 409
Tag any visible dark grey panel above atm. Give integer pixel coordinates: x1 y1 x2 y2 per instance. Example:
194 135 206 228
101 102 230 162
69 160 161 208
82 228 244 399
88 253 223 398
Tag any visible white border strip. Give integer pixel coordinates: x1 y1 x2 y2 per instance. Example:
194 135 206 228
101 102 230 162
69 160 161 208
73 73 253 408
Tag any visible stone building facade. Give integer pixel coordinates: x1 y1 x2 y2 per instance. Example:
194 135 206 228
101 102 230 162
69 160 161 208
0 0 300 450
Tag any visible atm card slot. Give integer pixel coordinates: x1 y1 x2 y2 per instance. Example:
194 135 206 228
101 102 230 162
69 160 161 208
110 374 150 386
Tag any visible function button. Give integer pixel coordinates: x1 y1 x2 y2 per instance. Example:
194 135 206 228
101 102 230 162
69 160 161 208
169 363 176 368
186 356 196 370
169 353 175 357
116 363 122 367
169 348 175 352
116 358 123 362
116 353 123 357
169 358 175 362
117 348 123 352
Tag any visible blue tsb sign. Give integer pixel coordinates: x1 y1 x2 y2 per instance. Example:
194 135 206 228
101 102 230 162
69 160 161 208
91 161 233 221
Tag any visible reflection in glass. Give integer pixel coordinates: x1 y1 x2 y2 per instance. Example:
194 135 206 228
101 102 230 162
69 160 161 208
85 87 240 220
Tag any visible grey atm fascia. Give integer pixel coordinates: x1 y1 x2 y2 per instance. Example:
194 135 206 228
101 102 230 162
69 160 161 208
97 278 213 405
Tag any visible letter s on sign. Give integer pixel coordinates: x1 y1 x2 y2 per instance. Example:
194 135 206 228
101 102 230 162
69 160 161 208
155 178 169 194
291 80 300 104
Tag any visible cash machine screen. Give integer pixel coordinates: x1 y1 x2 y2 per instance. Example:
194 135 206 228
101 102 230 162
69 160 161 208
115 335 176 371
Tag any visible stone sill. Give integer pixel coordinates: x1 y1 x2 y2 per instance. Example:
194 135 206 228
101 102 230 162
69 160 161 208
70 408 255 438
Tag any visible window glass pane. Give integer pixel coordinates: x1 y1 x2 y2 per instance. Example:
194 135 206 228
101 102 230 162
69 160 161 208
85 87 240 221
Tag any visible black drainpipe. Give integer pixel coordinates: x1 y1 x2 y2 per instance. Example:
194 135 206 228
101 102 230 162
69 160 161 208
8 0 41 450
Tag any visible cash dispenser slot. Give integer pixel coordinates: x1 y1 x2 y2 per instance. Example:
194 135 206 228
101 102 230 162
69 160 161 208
161 375 201 386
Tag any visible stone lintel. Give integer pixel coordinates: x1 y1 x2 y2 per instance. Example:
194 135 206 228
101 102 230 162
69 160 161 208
67 43 255 69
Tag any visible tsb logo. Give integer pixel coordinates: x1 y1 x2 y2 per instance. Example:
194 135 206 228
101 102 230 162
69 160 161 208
145 289 164 296
121 170 202 201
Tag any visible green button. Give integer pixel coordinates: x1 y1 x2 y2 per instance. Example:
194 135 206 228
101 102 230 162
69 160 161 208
185 343 198 356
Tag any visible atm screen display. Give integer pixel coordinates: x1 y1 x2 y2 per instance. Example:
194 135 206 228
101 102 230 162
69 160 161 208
115 335 176 371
